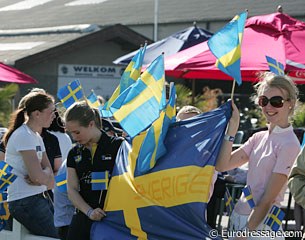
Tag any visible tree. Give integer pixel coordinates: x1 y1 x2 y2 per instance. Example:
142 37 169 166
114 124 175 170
0 84 19 127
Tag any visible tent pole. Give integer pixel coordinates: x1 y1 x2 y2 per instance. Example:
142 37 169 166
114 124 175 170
192 79 195 105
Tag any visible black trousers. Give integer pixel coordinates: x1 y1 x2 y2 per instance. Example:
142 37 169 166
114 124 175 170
67 212 93 240
207 177 226 229
57 225 70 240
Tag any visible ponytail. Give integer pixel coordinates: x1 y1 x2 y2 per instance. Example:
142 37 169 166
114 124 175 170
3 109 26 147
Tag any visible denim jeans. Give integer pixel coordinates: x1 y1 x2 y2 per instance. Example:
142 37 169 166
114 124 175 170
8 193 59 238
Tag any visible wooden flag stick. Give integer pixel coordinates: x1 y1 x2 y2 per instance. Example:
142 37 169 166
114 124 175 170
230 80 236 100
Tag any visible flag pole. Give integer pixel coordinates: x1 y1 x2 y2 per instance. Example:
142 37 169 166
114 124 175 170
230 79 236 100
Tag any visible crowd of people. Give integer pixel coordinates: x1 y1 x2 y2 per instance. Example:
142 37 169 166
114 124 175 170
0 72 305 239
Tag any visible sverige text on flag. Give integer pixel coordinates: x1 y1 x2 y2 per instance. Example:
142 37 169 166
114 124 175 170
91 101 232 240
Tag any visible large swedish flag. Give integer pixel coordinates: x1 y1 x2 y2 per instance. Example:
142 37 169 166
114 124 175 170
208 11 247 85
91 102 232 240
110 54 166 138
102 45 146 117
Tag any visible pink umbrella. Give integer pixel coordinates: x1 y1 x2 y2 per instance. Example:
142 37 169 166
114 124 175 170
165 12 305 84
0 62 37 84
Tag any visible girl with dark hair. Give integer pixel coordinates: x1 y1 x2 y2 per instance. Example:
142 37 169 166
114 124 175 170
3 92 58 238
64 101 123 240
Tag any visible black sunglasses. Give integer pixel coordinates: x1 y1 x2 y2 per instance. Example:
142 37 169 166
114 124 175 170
258 96 289 108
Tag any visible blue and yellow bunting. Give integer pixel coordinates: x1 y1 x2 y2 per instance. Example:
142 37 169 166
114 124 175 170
102 44 146 117
224 188 235 216
266 56 285 76
55 173 67 193
110 54 166 138
242 185 255 209
91 171 109 191
208 11 247 85
57 80 84 109
263 205 285 231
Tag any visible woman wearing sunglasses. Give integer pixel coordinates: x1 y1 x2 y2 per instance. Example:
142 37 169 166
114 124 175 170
216 72 301 239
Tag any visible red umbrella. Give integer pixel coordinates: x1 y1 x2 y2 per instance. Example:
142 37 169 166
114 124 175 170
0 62 37 84
165 12 305 84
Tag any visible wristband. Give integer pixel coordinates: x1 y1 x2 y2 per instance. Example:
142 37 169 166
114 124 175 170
86 208 93 218
224 134 235 142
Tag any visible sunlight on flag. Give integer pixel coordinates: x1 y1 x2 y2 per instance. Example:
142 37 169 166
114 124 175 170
102 44 146 117
110 54 166 138
208 11 247 85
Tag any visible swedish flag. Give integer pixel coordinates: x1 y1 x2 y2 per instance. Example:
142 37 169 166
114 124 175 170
242 185 255 209
208 11 247 85
87 91 101 110
110 54 166 138
224 188 235 216
91 102 232 240
0 218 6 231
55 173 67 193
264 205 285 231
0 193 7 203
102 44 146 117
57 80 83 109
0 202 9 221
0 162 12 179
91 171 109 191
135 83 176 175
266 56 285 76
0 171 17 193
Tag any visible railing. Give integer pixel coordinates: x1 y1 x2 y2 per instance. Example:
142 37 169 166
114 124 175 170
0 219 58 240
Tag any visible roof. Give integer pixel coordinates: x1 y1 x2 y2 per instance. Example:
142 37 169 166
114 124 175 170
0 0 303 30
0 24 151 66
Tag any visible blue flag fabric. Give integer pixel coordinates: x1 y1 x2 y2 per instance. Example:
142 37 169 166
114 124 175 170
87 91 102 110
55 173 67 193
266 56 285 76
135 84 176 175
0 218 5 232
0 193 7 203
224 188 235 216
263 205 285 231
110 54 166 138
0 162 17 193
91 101 232 240
57 80 83 109
208 11 247 85
0 162 12 179
102 45 146 117
91 172 109 191
0 202 9 221
242 185 255 209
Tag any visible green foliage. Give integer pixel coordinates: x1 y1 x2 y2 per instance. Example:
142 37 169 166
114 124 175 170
0 84 19 127
175 84 222 113
293 102 305 128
